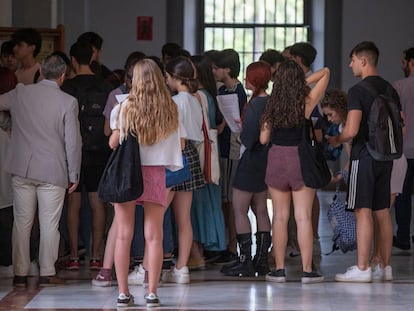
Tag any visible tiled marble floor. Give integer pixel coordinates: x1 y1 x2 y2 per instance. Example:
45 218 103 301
1 190 414 311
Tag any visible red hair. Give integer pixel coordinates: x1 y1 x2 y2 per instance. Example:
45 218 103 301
246 61 271 99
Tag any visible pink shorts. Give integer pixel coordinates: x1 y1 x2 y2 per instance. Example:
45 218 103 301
136 166 167 207
265 145 305 191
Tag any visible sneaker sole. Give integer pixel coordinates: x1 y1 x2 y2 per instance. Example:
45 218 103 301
147 302 161 308
173 277 190 284
335 276 372 283
265 275 286 283
117 302 133 307
188 265 206 271
166 276 190 284
92 279 111 287
301 276 324 284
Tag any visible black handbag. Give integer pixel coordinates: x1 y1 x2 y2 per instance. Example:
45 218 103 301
97 132 144 203
298 119 331 189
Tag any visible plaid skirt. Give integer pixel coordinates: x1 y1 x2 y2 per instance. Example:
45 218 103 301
172 141 205 192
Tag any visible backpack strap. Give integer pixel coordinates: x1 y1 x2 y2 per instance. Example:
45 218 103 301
33 69 40 83
360 79 394 98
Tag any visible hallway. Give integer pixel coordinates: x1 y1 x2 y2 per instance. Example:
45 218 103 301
0 190 413 310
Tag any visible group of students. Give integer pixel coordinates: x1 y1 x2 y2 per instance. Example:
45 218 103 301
95 43 332 307
0 28 408 309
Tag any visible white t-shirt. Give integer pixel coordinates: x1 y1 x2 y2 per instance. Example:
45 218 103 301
110 102 185 171
172 92 204 143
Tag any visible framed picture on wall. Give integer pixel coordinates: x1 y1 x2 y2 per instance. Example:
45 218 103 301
137 16 153 41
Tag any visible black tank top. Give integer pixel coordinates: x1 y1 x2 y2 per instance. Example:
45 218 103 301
271 127 303 146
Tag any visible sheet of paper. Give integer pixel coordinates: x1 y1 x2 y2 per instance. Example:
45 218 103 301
115 94 128 104
216 94 242 133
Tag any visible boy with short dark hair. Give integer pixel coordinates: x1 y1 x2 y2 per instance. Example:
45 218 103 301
331 41 399 282
11 28 42 84
77 31 118 87
62 40 113 272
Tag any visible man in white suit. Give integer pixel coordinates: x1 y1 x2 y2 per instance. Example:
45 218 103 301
0 54 82 287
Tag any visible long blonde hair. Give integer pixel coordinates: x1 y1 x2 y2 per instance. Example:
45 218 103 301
120 59 179 145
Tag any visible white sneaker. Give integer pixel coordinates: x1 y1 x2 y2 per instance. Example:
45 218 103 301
335 265 372 283
383 266 393 281
373 264 393 282
128 264 145 285
163 266 190 284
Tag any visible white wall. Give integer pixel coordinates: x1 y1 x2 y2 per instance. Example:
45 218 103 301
341 0 414 90
7 0 414 84
60 0 167 70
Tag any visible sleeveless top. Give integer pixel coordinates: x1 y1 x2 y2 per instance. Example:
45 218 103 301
271 127 303 146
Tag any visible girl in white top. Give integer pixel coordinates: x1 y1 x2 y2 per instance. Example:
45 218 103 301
109 59 182 307
163 56 205 283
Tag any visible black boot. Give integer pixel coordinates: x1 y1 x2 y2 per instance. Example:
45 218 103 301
222 233 254 277
253 231 271 276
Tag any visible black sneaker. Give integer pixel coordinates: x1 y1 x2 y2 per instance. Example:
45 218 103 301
117 293 134 307
13 275 27 287
162 256 175 270
301 271 324 284
145 292 160 308
213 250 238 266
265 269 286 283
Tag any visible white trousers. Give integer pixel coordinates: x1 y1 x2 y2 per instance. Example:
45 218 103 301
12 175 65 276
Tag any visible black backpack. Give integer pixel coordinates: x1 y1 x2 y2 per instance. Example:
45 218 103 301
361 81 403 161
77 81 110 152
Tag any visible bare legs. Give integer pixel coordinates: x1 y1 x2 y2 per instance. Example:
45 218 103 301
67 191 105 261
170 191 193 269
67 192 81 259
372 194 395 268
268 185 315 272
113 201 135 296
222 202 237 254
143 202 167 296
88 192 105 259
